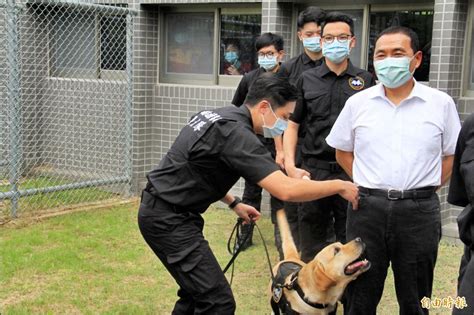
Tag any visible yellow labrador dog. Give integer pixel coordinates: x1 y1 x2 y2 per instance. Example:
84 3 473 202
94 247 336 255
269 210 371 315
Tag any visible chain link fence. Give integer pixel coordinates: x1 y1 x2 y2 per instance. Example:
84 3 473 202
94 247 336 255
0 0 134 220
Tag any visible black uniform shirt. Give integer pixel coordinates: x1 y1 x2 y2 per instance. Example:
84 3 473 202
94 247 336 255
448 113 474 247
291 61 375 161
147 105 279 213
232 67 267 107
278 52 323 86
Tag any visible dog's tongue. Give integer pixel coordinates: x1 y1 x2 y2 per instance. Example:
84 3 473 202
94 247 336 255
346 260 367 273
347 261 364 271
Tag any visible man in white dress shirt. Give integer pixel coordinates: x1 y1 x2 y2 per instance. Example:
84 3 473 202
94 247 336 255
326 26 461 315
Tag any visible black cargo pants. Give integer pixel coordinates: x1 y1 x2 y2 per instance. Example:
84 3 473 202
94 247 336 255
138 189 235 315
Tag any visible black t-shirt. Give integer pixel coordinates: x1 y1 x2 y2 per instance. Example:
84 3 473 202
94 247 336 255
232 67 267 107
147 105 280 213
290 61 375 161
278 52 323 86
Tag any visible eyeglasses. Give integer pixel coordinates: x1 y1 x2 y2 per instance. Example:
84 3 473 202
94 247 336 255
322 34 352 44
257 51 276 58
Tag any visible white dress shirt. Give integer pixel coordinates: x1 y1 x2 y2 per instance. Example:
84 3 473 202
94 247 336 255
326 81 461 190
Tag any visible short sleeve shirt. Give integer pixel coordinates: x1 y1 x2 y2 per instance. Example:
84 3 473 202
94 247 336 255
232 67 267 107
277 53 323 86
147 105 279 213
290 61 375 161
326 81 462 190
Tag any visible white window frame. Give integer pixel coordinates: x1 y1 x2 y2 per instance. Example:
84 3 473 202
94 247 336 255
158 5 261 86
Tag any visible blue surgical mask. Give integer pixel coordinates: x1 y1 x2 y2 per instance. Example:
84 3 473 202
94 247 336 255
374 56 415 89
303 37 322 52
258 55 278 71
262 106 288 138
322 40 350 64
224 51 239 64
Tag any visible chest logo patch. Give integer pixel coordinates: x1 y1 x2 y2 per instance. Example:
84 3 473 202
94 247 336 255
349 76 365 90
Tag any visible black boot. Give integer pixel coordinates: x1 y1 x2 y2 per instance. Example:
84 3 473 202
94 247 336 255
236 222 254 251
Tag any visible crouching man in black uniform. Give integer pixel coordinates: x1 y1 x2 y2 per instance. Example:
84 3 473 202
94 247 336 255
137 75 359 314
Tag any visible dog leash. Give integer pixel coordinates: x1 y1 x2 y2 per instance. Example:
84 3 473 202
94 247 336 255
223 218 254 286
223 218 279 287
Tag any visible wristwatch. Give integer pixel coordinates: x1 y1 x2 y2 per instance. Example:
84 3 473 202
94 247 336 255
228 196 242 209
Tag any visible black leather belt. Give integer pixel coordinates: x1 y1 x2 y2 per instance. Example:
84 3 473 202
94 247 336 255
305 158 341 173
359 186 436 200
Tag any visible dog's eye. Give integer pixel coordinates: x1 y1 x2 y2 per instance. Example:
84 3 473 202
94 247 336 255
334 247 340 256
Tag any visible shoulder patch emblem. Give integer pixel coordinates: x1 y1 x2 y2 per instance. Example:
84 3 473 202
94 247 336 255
349 76 365 90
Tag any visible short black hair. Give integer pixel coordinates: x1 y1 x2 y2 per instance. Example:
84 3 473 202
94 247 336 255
255 32 284 52
297 6 326 30
224 38 241 51
375 26 420 53
244 73 297 109
321 12 354 36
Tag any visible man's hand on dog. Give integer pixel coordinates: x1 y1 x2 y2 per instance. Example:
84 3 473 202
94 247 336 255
233 203 261 224
338 180 359 210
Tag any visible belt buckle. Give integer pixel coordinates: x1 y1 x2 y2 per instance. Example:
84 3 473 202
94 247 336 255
387 189 403 200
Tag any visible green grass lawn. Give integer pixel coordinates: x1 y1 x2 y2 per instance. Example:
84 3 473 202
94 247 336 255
0 203 463 314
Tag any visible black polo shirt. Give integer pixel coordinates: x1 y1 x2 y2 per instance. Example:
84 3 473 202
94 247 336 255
291 61 375 161
147 105 279 213
232 67 267 107
278 52 323 86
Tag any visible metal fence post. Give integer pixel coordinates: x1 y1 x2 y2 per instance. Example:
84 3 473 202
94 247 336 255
125 13 133 195
6 0 21 217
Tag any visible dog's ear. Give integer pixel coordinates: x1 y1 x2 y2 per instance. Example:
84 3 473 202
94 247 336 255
314 262 336 292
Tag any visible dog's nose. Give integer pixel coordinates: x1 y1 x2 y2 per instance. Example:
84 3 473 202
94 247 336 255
355 237 362 243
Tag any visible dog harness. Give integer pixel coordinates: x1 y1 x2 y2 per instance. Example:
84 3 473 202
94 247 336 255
271 262 330 315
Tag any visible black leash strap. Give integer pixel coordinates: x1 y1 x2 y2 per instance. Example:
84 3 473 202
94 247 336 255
223 218 253 274
253 221 278 286
223 218 278 290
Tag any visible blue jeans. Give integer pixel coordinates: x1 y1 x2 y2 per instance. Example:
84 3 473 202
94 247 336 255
344 191 441 315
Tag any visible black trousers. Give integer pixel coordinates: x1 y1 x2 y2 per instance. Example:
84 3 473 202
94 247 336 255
283 141 304 250
298 161 349 263
242 134 284 258
344 191 441 315
453 246 474 315
138 190 235 315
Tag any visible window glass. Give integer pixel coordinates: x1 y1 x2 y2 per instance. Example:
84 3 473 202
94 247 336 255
369 10 433 81
100 14 127 71
50 10 96 78
220 14 261 76
165 13 214 75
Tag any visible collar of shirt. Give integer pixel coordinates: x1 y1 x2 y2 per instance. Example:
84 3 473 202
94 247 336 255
240 104 254 129
301 52 320 65
317 59 358 77
368 79 428 106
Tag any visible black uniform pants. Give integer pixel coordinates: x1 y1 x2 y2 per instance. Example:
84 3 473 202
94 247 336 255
138 190 235 315
299 160 349 262
241 134 284 257
283 140 304 250
453 246 474 315
344 191 441 315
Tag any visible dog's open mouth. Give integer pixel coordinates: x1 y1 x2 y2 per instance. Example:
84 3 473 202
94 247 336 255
344 254 371 275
